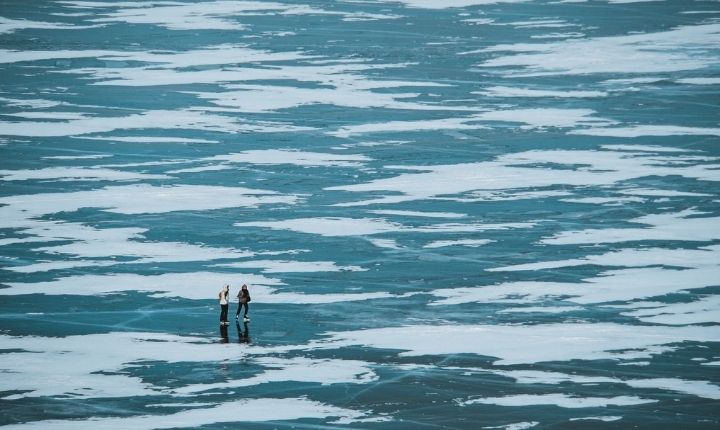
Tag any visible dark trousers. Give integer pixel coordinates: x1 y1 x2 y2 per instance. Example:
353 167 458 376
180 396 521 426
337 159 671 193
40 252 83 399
236 302 249 317
220 304 229 322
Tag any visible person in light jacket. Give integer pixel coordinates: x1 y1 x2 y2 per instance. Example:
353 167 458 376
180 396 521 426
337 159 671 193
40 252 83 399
218 284 230 325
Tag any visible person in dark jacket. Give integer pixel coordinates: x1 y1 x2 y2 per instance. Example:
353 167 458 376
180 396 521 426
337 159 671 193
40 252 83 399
235 284 251 322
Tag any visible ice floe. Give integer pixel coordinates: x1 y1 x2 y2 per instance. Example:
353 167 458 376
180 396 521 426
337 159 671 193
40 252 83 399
0 16 102 34
475 23 720 77
326 148 719 206
0 397 371 428
0 272 392 303
0 167 170 182
214 260 366 273
311 323 720 365
475 86 607 98
543 209 720 245
0 109 312 137
235 217 533 236
464 394 656 408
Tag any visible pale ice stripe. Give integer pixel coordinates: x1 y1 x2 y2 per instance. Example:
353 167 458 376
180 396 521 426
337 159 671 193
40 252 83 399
423 239 494 249
464 394 656 408
75 136 219 143
626 378 720 399
207 149 371 167
68 61 421 88
0 220 251 270
331 108 613 137
166 164 235 174
602 77 665 84
0 272 393 304
490 245 720 272
326 148 720 206
618 188 711 197
475 86 607 97
677 77 720 85
366 238 403 249
6 111 91 120
431 265 720 307
570 416 622 422
531 32 585 39
559 196 645 205
191 83 466 113
600 144 690 153
0 184 298 219
312 323 720 365
380 0 528 8
214 260 366 273
482 423 538 430
502 19 576 29
571 125 720 137
236 217 533 237
494 369 720 400
0 332 378 401
620 296 720 325
0 16 102 33
172 356 377 395
0 398 369 428
0 97 63 109
7 260 117 273
544 209 720 245
0 167 170 181
42 154 112 160
703 361 720 366
0 109 313 137
476 23 720 77
498 306 583 313
369 209 467 218
62 0 400 30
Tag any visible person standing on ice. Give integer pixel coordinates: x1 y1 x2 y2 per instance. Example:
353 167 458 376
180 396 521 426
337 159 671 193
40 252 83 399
235 284 251 322
218 284 230 325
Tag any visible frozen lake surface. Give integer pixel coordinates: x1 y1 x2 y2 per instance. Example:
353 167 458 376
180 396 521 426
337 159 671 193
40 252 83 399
1 0 719 428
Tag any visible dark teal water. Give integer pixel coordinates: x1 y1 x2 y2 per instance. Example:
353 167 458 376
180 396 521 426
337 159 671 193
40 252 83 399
1 0 719 428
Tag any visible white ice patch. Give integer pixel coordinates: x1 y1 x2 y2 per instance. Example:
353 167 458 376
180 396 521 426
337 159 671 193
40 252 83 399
677 77 720 85
0 16 102 34
191 83 462 113
570 416 622 422
0 398 370 428
475 23 720 77
0 272 392 304
0 167 169 182
423 239 494 248
475 86 607 98
206 149 371 167
214 260 366 273
0 108 312 137
379 0 529 8
544 210 720 245
326 148 719 206
430 265 720 307
498 306 583 313
483 423 538 430
494 369 720 400
0 184 298 219
173 356 377 395
571 125 720 137
61 0 400 30
330 108 613 137
490 245 720 272
42 154 112 160
311 323 720 365
464 394 656 408
619 296 720 325
369 209 467 218
75 136 219 144
235 217 533 237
